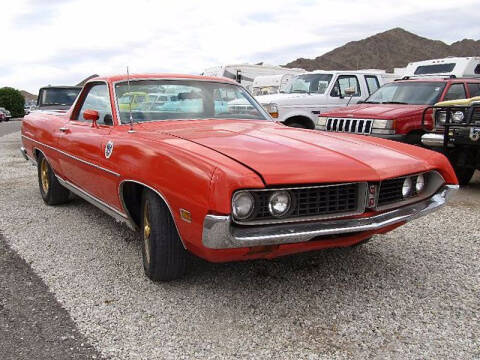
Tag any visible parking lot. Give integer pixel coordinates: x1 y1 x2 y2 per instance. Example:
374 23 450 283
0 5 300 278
0 129 479 359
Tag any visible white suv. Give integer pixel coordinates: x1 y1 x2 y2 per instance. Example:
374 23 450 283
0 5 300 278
255 70 396 128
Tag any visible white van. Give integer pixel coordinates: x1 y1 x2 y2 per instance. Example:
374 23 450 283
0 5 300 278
201 64 304 91
251 74 298 96
403 57 480 78
255 70 398 128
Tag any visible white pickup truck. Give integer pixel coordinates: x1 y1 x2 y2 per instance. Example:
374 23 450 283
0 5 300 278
255 70 398 128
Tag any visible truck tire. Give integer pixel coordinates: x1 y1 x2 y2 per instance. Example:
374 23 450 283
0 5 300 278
288 122 307 128
37 153 71 205
454 167 475 186
141 189 187 281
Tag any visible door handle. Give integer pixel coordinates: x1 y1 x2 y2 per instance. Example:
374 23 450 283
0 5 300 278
59 127 69 133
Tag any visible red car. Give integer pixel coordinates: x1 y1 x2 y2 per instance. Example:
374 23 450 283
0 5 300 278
317 77 480 144
21 74 458 281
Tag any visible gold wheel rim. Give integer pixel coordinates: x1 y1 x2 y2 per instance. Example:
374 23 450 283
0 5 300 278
143 201 151 265
40 158 49 194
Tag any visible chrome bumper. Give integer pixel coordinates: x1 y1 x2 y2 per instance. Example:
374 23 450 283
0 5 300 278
202 185 458 249
421 133 444 147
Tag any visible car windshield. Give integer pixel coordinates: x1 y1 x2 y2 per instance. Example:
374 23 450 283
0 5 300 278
287 74 333 94
365 82 446 105
40 88 81 106
115 80 269 124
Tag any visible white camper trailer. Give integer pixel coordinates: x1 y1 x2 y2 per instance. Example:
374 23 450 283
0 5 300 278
201 64 304 91
403 57 480 78
251 74 298 96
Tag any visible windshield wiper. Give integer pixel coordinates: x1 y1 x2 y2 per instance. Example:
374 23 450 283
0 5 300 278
381 101 408 105
363 101 379 104
291 90 307 93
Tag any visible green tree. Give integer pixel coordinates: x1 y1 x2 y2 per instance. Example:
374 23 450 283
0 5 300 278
0 87 25 118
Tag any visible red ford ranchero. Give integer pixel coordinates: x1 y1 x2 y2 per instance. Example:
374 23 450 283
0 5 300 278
21 74 459 281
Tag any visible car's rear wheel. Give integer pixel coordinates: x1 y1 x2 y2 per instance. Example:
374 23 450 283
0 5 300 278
37 153 70 205
141 189 187 281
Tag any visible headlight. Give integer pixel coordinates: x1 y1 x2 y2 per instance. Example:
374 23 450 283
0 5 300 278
268 191 291 217
232 191 255 220
452 111 464 123
317 116 328 126
372 119 394 129
262 103 279 118
436 111 447 125
402 177 413 197
415 174 425 193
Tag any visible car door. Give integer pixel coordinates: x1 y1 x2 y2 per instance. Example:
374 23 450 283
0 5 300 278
327 75 362 111
56 82 118 203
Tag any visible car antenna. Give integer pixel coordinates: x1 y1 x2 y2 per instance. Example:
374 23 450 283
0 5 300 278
127 66 135 133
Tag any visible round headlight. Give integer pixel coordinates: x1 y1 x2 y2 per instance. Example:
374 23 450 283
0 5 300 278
268 191 291 217
232 191 254 220
415 174 425 193
402 177 413 198
452 111 464 123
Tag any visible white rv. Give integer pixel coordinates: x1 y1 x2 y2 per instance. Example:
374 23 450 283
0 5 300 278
403 57 480 78
251 74 298 96
201 64 304 91
255 70 399 128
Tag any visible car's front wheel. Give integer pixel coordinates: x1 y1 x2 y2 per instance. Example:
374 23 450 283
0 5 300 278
141 189 188 281
454 166 475 186
37 153 70 205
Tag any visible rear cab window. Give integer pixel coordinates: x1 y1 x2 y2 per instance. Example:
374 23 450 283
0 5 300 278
365 75 380 95
467 82 480 97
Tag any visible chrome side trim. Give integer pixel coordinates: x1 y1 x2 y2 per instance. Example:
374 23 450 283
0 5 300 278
118 180 187 249
421 133 445 147
21 135 120 177
20 146 29 161
202 185 458 249
56 175 136 230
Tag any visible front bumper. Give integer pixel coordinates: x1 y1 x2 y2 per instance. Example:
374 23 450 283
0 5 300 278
202 185 458 249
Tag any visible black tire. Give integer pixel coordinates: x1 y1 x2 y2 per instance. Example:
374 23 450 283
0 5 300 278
141 189 187 281
454 166 475 186
37 153 70 205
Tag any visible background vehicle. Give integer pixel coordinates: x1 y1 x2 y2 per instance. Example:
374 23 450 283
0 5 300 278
251 74 297 96
403 57 480 78
201 63 304 92
317 77 480 144
37 86 82 112
256 70 396 129
0 111 5 122
0 107 12 121
421 96 480 185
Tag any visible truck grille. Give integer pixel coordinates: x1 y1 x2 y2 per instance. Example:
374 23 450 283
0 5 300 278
326 118 373 134
253 183 362 222
378 178 405 206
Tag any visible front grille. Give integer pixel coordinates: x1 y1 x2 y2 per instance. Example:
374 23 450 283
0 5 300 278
326 118 372 134
378 178 405 206
252 183 360 222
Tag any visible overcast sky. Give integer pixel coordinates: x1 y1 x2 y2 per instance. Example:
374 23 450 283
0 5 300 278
1 0 479 94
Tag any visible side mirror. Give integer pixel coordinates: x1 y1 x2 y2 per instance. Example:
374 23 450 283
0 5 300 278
344 87 356 96
83 109 99 127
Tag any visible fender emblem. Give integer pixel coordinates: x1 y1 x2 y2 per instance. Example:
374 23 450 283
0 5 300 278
105 141 114 159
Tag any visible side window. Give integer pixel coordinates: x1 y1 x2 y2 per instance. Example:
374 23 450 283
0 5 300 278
443 83 466 101
330 75 361 97
467 83 480 97
365 75 380 95
77 84 113 125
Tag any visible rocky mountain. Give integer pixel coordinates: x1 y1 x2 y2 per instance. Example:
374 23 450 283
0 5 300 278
285 28 480 72
21 90 37 102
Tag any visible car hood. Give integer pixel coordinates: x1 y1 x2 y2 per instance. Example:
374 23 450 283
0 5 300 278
138 120 432 185
256 93 319 106
323 103 427 119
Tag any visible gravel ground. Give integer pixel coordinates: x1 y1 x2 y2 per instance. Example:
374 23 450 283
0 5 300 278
0 131 479 359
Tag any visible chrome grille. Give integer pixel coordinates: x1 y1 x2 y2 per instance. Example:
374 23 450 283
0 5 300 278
326 118 373 134
252 183 362 222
